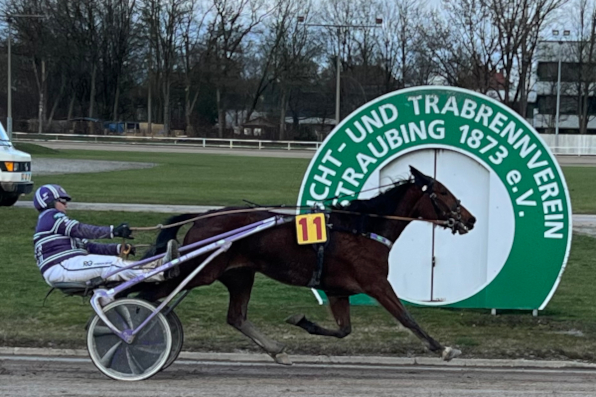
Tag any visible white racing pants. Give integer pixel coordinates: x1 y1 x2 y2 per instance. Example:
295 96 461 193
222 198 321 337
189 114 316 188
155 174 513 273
43 254 165 286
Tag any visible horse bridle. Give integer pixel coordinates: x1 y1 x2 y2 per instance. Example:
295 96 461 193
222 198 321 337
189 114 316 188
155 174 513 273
421 180 464 234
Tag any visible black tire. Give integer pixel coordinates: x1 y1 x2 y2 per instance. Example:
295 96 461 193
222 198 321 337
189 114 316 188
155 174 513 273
161 308 184 370
0 193 19 206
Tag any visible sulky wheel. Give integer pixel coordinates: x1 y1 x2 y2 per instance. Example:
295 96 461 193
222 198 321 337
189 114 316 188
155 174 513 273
157 305 184 371
87 298 172 381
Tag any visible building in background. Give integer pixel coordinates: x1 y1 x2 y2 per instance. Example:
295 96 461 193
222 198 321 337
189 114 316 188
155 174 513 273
533 40 596 134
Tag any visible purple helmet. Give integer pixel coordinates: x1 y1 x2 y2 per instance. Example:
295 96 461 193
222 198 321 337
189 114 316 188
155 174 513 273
33 184 72 211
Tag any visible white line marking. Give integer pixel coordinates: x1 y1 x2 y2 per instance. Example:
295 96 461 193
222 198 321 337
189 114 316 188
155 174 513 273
2 355 595 375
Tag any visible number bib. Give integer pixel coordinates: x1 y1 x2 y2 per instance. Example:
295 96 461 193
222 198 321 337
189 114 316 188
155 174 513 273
295 213 327 245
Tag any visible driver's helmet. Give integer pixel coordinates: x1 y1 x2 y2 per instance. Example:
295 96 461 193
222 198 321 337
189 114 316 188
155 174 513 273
33 184 72 211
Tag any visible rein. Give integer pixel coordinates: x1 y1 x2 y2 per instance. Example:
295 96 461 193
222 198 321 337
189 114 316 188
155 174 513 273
128 177 463 234
129 206 454 233
129 207 292 231
329 209 453 227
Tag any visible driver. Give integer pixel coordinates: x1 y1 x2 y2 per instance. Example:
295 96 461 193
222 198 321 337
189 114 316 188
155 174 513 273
33 184 179 287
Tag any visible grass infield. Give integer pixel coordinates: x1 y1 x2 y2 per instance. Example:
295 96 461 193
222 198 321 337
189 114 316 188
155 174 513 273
1 146 595 361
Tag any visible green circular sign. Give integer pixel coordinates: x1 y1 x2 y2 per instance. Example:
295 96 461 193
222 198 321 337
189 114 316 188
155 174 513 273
298 86 572 310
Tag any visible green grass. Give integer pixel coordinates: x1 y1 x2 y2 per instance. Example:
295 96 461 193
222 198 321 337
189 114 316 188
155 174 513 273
26 149 309 206
13 142 60 155
21 147 596 212
560 167 596 213
2 147 596 361
2 206 595 360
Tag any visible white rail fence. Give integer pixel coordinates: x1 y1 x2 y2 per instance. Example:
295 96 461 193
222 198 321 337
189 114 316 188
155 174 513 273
12 131 596 155
540 134 596 155
12 132 322 151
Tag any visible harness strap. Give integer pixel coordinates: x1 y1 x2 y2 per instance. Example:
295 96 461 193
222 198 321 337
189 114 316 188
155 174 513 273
329 225 393 249
363 232 393 249
307 212 331 288
305 225 392 289
307 244 326 288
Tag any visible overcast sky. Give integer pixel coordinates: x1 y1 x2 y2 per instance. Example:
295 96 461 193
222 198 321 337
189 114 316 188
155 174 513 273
421 0 587 40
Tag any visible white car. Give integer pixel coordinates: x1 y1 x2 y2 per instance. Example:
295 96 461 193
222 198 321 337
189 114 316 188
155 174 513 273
0 124 33 206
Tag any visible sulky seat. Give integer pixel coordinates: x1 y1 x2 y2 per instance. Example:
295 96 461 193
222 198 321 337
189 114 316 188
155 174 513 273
51 282 92 296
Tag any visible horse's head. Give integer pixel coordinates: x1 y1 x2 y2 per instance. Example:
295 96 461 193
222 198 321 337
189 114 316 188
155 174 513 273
410 166 476 235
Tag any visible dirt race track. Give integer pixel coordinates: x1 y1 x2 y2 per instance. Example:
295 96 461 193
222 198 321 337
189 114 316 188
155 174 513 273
2 355 596 397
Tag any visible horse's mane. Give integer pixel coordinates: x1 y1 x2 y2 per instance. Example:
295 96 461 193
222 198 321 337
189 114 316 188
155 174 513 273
332 178 414 214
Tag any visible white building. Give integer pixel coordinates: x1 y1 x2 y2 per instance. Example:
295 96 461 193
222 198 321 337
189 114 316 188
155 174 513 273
532 40 596 134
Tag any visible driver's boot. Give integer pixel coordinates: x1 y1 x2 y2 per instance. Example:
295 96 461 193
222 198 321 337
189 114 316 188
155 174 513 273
163 239 180 280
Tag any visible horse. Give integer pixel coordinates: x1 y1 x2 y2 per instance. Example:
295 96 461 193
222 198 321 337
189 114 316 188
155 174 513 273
137 166 476 364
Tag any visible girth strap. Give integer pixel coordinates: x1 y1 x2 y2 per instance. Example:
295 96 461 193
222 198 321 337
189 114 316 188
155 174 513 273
305 225 392 289
307 244 326 288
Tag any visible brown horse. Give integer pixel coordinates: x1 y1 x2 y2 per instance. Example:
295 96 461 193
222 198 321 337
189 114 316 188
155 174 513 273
138 166 476 364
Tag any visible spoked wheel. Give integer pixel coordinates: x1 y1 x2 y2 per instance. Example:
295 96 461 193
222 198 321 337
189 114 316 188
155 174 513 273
87 298 172 381
158 305 184 371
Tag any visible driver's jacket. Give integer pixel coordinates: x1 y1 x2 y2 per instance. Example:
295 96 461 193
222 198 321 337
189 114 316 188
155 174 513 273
34 209 120 275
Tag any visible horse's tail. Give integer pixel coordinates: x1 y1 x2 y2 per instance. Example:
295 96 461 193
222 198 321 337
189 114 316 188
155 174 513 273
142 213 198 259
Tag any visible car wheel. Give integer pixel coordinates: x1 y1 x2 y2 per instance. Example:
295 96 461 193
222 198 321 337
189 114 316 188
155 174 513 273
0 193 19 206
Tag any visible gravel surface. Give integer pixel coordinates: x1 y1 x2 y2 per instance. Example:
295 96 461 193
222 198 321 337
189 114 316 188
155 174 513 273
3 357 596 397
32 158 156 175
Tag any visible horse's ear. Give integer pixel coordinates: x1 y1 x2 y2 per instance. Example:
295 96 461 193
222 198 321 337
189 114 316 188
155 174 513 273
410 166 432 188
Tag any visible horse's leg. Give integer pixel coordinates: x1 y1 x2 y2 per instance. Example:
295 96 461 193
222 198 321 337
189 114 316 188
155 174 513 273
219 268 292 365
285 296 352 338
364 279 460 361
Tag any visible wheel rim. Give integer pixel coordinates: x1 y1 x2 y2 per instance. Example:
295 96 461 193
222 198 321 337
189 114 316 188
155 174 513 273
87 299 172 381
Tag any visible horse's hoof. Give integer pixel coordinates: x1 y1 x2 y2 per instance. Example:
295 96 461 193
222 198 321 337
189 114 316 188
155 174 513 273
285 314 305 325
441 346 461 361
273 352 293 365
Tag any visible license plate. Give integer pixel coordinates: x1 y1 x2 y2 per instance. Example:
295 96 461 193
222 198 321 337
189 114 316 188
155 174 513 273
21 173 31 181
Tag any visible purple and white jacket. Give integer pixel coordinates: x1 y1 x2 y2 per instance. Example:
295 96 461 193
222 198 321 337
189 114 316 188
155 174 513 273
34 209 120 275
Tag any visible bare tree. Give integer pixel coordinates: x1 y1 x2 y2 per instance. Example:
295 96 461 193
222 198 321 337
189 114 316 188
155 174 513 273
4 0 55 132
180 0 211 135
242 1 287 126
376 0 427 91
266 0 320 139
99 0 138 122
484 0 568 114
424 0 501 93
206 0 269 138
47 0 95 121
568 0 596 133
319 0 382 117
141 0 187 136
80 0 101 122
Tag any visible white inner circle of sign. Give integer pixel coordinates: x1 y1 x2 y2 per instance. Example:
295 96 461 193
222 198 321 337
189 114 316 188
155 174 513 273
359 147 515 306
